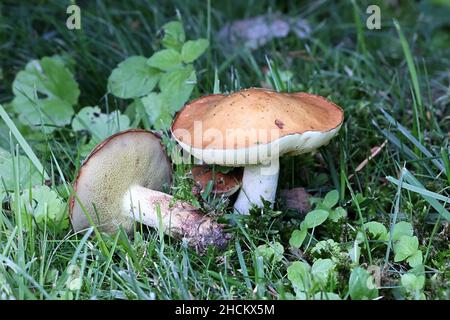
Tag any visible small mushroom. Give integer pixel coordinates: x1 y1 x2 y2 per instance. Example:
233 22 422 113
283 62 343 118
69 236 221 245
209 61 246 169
190 166 242 197
69 129 230 251
171 88 344 215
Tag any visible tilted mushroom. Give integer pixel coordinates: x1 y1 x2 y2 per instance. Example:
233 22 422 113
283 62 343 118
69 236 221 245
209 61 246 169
190 166 242 197
69 129 230 251
171 88 344 215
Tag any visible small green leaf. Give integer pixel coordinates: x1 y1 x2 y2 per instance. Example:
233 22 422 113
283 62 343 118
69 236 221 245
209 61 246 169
406 250 423 267
304 209 329 228
72 106 130 143
287 261 312 292
256 242 284 264
329 206 347 222
392 221 413 241
159 64 196 112
323 190 339 208
394 235 419 262
140 92 173 130
401 273 425 293
181 39 209 63
289 229 307 248
348 267 379 300
147 49 182 71
311 259 336 286
108 56 160 99
364 221 389 241
161 21 185 51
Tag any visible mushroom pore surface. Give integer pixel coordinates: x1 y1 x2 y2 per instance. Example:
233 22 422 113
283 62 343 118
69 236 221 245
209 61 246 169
70 130 172 233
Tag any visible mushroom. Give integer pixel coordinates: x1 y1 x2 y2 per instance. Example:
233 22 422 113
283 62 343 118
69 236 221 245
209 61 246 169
171 88 344 215
190 166 242 197
69 129 230 251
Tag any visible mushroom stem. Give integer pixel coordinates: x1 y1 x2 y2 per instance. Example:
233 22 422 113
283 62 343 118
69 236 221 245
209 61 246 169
233 160 280 215
123 185 230 251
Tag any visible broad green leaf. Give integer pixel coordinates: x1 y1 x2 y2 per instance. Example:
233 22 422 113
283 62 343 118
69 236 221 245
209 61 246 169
108 56 160 99
72 106 130 143
161 21 185 51
140 92 173 130
323 190 339 208
0 149 42 201
12 56 79 105
394 235 419 262
348 267 379 300
392 221 413 242
147 49 182 71
20 185 69 232
11 56 79 131
287 261 312 292
304 209 329 228
12 97 74 132
159 64 196 112
311 259 336 286
289 229 307 248
181 39 209 63
364 221 389 241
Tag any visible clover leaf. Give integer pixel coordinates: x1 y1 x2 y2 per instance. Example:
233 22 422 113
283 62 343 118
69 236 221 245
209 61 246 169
304 209 329 228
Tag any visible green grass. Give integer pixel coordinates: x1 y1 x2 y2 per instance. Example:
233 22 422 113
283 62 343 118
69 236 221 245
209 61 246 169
0 0 449 300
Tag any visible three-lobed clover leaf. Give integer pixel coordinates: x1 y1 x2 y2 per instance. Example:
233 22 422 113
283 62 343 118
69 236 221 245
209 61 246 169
393 235 422 267
392 221 413 241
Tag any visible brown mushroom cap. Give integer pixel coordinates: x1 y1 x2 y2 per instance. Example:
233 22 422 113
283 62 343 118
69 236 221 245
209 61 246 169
171 88 344 165
69 129 172 233
190 166 242 196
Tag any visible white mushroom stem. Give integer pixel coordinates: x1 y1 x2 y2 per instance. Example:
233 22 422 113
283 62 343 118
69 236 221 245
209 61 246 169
233 160 280 215
123 185 230 250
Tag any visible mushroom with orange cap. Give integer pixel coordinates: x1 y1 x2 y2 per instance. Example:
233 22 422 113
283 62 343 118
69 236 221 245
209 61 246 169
171 88 344 215
69 129 230 251
190 166 242 197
